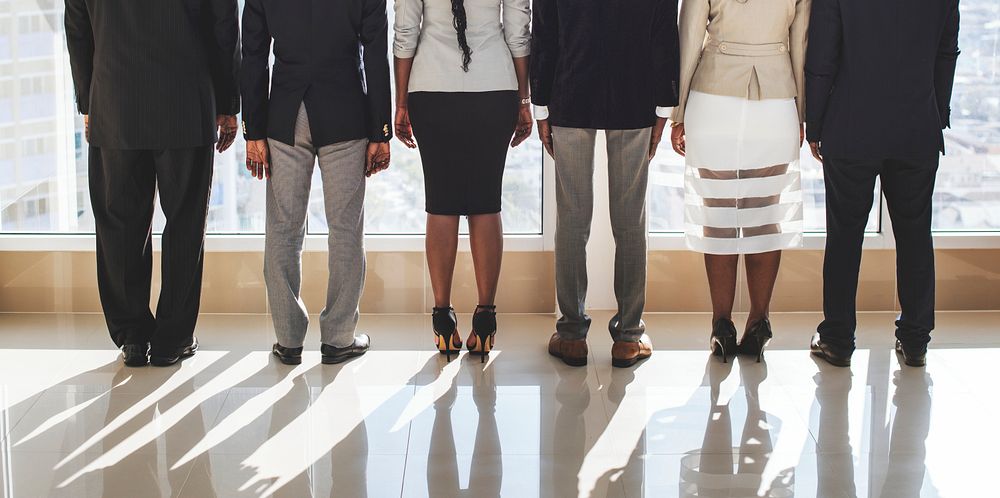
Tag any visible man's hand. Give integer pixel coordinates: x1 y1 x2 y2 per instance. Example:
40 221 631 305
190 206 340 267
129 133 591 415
511 104 533 147
366 141 391 177
649 117 668 160
537 119 554 158
394 106 416 149
246 139 269 180
809 141 823 163
84 115 90 142
799 123 805 147
670 123 686 157
217 115 238 153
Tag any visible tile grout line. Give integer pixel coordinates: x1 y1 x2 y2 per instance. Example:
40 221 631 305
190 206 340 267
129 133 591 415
4 389 45 444
397 381 418 498
166 383 234 498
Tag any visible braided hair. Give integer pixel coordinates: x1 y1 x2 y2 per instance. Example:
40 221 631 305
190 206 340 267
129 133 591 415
451 0 472 71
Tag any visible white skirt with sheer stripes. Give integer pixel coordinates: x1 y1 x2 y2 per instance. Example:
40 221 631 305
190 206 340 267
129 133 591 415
683 91 804 255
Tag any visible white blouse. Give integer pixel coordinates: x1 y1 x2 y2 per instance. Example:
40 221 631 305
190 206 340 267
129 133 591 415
393 0 530 93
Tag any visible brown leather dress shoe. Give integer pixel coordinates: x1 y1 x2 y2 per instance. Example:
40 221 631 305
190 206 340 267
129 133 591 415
548 333 588 367
611 334 652 368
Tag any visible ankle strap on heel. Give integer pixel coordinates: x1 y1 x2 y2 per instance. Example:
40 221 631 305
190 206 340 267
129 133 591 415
432 307 457 334
472 305 497 335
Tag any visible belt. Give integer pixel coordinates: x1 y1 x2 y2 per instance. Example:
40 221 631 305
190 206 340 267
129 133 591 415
704 40 787 57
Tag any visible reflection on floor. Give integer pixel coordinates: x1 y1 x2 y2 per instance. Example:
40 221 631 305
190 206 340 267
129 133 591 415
0 311 996 497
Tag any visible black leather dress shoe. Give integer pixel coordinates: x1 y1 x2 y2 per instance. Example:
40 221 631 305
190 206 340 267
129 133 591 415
151 337 199 367
810 334 852 367
321 334 370 365
272 343 303 365
895 340 927 367
121 343 150 367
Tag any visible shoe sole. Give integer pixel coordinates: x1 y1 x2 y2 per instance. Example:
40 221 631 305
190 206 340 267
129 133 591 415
123 358 149 367
612 354 651 369
811 350 851 367
150 346 198 367
549 349 587 367
272 351 303 365
894 347 927 367
322 350 368 365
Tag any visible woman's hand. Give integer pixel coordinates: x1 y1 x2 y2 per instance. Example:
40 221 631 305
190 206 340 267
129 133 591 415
246 139 269 180
395 106 416 149
670 123 686 157
799 123 805 147
511 104 533 147
365 142 391 177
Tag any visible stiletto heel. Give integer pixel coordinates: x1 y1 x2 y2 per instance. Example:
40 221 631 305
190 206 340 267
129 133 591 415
711 318 739 363
469 305 497 363
432 307 462 361
738 318 773 363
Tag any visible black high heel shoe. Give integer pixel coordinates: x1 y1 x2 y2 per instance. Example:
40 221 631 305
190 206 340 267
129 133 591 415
468 305 497 363
711 318 739 363
738 318 773 363
432 307 462 361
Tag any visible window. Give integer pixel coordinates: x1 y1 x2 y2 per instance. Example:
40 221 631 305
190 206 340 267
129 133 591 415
0 2 543 235
934 1 1000 231
0 1 994 241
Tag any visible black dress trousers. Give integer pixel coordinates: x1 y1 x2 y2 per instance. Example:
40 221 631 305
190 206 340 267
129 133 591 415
818 155 939 353
89 146 214 353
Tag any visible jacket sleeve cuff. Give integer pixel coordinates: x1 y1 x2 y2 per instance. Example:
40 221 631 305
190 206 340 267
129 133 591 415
805 125 821 143
669 107 684 124
393 47 416 59
533 105 549 120
370 121 393 142
242 119 267 141
217 97 240 116
509 46 531 58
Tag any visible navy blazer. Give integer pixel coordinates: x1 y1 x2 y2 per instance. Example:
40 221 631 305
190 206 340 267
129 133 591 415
241 0 392 146
805 0 961 159
530 0 680 130
65 0 240 149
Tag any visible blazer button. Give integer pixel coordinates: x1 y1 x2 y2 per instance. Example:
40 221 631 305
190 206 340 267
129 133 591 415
779 45 786 52
720 43 728 51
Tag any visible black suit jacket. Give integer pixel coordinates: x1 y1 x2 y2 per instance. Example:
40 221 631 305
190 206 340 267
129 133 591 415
65 0 240 150
530 0 680 130
241 0 392 146
805 0 961 159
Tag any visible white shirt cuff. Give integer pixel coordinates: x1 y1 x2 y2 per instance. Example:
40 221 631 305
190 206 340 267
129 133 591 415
655 106 671 119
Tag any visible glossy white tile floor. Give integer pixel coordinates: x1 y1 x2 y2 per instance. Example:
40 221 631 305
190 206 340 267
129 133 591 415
1 311 997 497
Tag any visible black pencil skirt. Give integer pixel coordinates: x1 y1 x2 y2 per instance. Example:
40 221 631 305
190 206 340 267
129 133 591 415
408 91 518 215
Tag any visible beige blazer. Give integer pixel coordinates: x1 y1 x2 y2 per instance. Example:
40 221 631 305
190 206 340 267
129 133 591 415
671 0 810 123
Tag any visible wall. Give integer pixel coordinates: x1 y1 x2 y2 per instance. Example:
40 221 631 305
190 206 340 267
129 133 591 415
1 249 998 314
